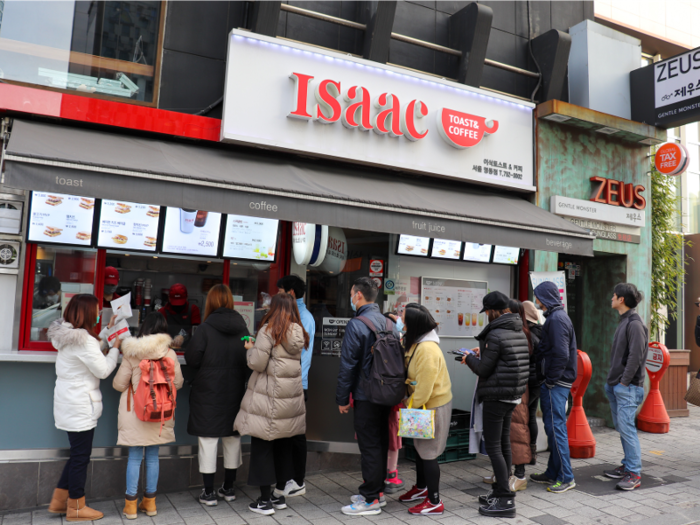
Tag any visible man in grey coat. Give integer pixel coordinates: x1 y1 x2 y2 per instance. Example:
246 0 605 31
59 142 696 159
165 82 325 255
603 283 648 491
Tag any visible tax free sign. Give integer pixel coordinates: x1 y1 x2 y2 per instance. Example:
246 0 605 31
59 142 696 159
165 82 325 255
221 30 535 192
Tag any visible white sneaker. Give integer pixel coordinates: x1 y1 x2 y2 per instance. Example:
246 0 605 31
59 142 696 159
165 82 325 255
273 479 306 498
341 497 382 516
351 494 386 507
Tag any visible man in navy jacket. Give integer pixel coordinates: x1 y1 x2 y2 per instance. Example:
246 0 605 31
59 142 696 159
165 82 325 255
336 277 398 516
530 281 577 494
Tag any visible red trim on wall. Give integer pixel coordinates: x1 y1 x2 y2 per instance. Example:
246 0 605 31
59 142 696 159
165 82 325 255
518 250 530 302
0 83 221 142
222 259 231 285
20 244 56 351
95 250 107 332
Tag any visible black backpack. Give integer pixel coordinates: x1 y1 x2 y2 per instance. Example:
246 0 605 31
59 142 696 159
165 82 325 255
357 316 406 406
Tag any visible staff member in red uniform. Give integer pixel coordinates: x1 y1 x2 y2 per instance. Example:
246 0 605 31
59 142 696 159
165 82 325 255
103 267 121 308
160 283 201 348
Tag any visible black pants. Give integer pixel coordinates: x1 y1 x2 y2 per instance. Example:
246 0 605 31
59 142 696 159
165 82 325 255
248 437 293 490
483 401 516 499
57 429 95 499
528 385 540 449
415 455 441 504
354 400 391 501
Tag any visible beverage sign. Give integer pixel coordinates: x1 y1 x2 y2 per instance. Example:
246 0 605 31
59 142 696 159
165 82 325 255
654 142 689 176
28 191 95 246
397 234 430 256
222 214 279 261
221 30 535 192
430 239 462 260
97 200 160 252
162 207 222 257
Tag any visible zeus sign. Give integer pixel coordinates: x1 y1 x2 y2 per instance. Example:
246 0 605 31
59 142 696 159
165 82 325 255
220 30 535 192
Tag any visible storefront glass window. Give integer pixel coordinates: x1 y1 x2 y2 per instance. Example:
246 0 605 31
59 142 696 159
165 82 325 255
31 245 97 341
0 1 162 103
688 124 700 234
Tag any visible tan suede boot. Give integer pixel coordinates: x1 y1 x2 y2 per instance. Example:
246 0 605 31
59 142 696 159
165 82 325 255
48 488 69 514
138 496 157 516
66 497 104 521
123 498 138 520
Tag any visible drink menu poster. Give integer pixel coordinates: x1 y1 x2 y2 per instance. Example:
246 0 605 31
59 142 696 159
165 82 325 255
463 243 492 263
97 200 160 252
430 239 462 260
397 234 430 256
28 192 95 246
222 214 279 261
161 207 222 257
421 277 488 337
493 246 520 265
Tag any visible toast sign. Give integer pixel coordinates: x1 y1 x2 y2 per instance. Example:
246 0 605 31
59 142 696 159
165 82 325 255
221 30 534 191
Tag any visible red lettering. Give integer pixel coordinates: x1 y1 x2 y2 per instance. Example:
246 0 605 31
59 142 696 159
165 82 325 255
590 176 607 204
342 86 373 131
401 100 429 141
373 93 403 137
633 185 646 210
288 73 314 120
607 180 620 206
619 182 634 207
314 79 342 123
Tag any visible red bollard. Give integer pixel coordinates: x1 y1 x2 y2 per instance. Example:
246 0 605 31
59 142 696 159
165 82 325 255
567 350 596 458
636 342 671 433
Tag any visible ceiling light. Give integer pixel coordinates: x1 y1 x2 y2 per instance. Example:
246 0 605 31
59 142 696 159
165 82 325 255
596 127 619 135
542 114 571 123
639 138 663 145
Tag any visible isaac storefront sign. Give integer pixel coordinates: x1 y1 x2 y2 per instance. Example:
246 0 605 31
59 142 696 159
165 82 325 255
221 30 535 192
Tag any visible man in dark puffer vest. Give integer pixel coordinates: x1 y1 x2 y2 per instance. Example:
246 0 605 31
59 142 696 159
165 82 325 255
464 291 529 519
530 281 577 495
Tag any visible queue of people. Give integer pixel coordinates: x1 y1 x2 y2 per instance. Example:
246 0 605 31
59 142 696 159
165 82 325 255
45 275 650 521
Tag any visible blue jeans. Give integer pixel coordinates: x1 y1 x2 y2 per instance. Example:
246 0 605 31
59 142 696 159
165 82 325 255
126 446 159 497
540 384 574 483
605 382 644 476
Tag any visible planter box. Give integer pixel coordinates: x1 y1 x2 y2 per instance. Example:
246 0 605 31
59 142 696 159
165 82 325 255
659 349 690 418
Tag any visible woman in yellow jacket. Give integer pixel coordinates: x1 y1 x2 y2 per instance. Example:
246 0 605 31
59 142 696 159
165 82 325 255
398 304 452 516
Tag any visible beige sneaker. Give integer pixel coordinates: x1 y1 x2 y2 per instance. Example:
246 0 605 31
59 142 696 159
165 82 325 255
482 473 496 484
509 476 528 492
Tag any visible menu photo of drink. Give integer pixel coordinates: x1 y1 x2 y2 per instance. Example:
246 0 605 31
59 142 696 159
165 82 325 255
28 191 96 246
161 207 222 257
97 200 161 252
420 277 488 338
222 214 279 261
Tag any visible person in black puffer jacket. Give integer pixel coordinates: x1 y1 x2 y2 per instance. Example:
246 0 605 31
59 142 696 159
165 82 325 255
185 284 249 505
463 291 529 519
523 301 543 465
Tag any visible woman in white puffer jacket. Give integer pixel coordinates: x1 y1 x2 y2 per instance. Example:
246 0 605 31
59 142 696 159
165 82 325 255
46 294 120 522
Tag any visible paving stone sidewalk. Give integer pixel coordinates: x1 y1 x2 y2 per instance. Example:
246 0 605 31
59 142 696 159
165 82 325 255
5 406 700 525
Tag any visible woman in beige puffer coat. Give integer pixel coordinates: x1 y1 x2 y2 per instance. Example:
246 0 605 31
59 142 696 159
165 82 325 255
112 313 184 519
234 293 308 516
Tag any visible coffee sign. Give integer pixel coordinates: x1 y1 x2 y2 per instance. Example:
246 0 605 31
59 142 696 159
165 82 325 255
221 30 535 192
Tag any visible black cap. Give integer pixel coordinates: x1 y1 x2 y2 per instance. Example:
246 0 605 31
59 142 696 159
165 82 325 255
480 291 510 313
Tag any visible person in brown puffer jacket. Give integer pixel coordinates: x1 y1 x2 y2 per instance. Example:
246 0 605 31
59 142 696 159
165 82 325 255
234 293 308 516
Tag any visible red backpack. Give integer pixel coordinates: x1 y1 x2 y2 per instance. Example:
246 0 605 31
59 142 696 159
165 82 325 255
127 357 177 435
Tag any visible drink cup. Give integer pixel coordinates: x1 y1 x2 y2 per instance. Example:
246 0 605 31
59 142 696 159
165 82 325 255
458 313 463 326
194 210 209 227
472 313 477 325
180 209 197 234
465 313 470 326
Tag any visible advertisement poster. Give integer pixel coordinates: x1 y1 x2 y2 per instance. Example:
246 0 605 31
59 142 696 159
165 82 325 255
28 192 95 246
97 200 160 252
430 239 462 260
463 243 492 263
320 317 350 356
162 207 222 257
234 301 255 334
223 215 279 261
397 235 430 256
421 277 488 337
529 271 567 313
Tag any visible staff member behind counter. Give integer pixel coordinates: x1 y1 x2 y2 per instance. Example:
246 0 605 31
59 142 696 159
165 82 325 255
103 267 121 308
161 283 201 348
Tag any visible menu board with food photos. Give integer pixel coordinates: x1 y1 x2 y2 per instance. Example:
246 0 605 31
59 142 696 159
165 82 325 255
28 191 95 246
421 277 488 338
161 207 222 257
430 239 462 260
222 214 279 261
397 235 430 257
97 200 161 252
463 243 493 263
493 246 520 265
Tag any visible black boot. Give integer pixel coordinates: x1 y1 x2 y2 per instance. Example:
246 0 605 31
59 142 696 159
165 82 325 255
479 496 516 518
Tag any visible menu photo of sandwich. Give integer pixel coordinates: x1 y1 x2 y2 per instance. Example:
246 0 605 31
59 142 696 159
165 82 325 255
76 232 91 241
45 195 63 207
44 226 62 238
112 234 128 245
144 236 157 248
146 206 160 218
115 203 132 214
420 248 428 254
79 198 95 210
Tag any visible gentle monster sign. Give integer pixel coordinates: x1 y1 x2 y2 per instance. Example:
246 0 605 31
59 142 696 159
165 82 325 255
221 30 534 192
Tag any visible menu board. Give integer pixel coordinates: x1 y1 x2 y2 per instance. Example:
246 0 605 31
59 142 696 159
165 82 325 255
430 239 462 260
463 243 492 263
161 207 222 257
397 234 430 256
223 214 279 261
493 246 520 265
97 200 160 252
28 192 95 246
421 277 488 337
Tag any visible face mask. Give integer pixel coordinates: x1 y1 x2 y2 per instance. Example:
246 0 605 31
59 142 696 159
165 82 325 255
104 285 118 295
45 294 59 304
535 301 543 310
350 293 357 312
94 315 100 326
395 317 404 332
